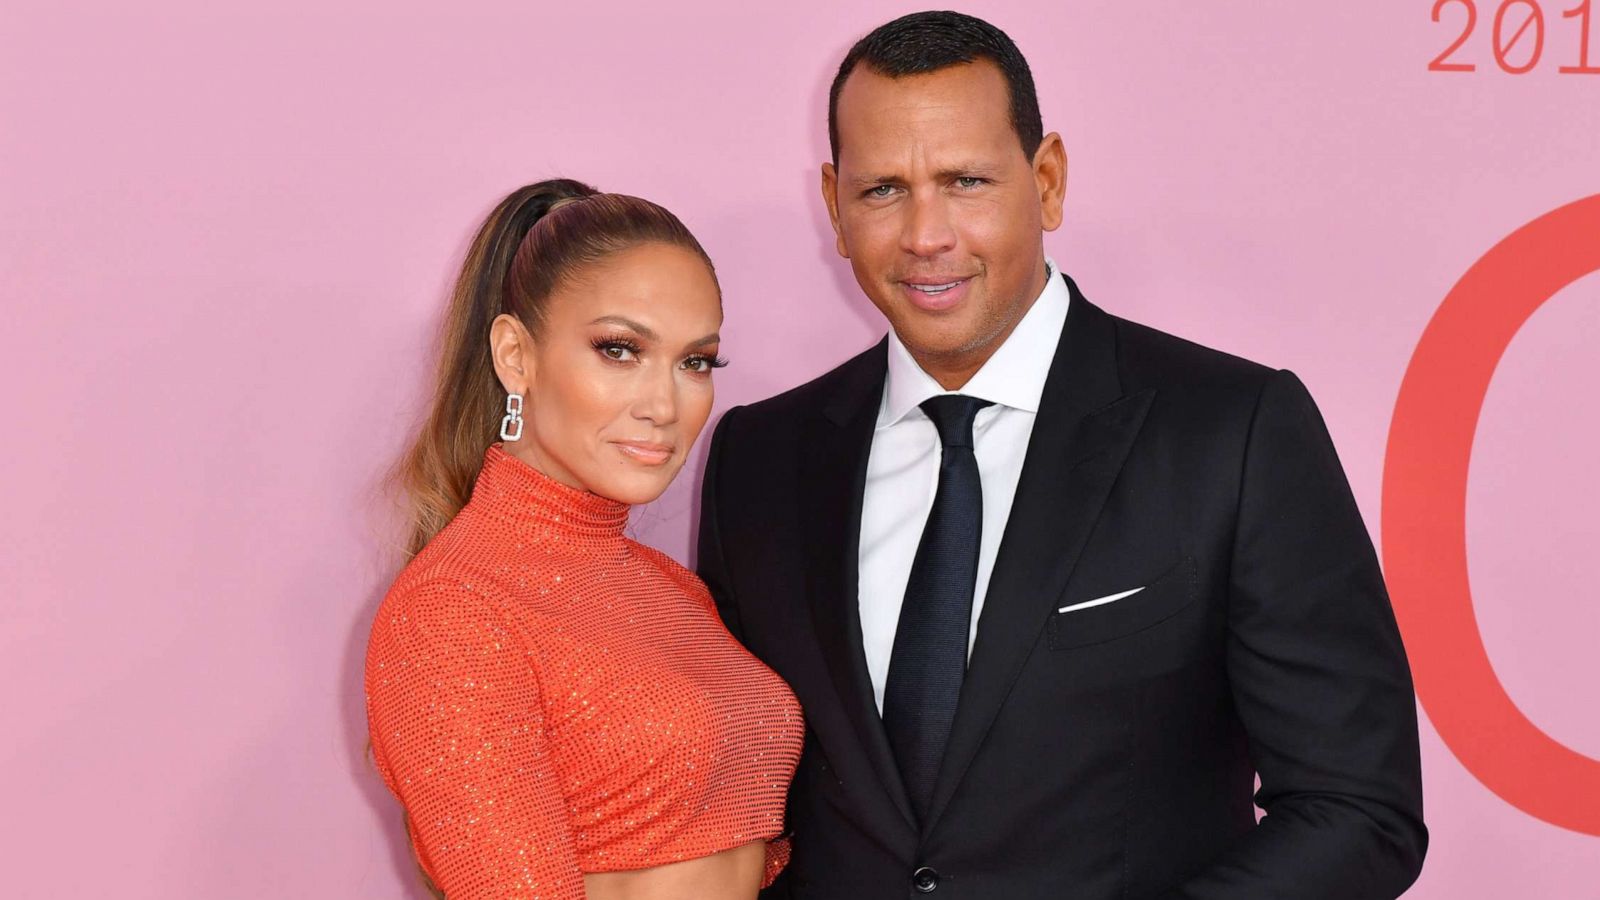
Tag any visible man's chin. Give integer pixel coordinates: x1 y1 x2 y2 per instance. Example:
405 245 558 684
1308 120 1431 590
897 331 993 366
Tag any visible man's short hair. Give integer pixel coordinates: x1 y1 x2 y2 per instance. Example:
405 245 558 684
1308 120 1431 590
827 10 1044 165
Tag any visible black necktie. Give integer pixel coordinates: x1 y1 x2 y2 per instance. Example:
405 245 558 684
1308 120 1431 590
882 393 992 822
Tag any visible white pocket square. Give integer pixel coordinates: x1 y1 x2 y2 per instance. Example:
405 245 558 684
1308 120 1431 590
1058 586 1145 614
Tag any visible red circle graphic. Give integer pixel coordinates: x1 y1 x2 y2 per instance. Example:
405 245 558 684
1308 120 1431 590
1383 193 1600 834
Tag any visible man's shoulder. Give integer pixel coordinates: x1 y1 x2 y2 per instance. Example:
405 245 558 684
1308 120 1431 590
726 339 886 430
1104 307 1276 400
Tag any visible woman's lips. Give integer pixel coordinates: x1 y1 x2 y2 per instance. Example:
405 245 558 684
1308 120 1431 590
898 275 973 312
613 441 674 465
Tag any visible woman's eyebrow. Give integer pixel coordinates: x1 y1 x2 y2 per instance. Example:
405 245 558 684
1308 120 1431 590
589 315 658 340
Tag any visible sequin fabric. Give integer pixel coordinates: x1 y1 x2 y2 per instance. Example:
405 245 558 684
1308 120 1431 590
366 443 803 898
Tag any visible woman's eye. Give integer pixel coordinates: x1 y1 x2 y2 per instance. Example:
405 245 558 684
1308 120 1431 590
598 343 637 362
681 354 726 374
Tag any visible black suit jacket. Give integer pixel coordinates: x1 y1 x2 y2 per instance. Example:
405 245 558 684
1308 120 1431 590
698 275 1426 899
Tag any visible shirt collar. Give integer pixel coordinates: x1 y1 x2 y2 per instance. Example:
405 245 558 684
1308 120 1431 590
879 257 1070 428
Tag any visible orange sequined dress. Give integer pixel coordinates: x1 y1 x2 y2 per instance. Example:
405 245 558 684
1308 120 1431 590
365 443 804 898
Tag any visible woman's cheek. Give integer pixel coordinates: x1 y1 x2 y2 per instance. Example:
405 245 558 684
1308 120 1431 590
573 361 631 418
680 374 716 441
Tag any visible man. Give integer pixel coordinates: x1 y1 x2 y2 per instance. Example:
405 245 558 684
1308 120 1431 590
698 11 1426 899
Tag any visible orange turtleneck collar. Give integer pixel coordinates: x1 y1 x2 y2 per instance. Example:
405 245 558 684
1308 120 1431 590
473 441 632 541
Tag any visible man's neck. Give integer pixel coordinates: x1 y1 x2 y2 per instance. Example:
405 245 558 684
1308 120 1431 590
911 258 1051 391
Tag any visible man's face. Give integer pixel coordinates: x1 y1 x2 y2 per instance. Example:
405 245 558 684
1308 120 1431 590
823 59 1065 385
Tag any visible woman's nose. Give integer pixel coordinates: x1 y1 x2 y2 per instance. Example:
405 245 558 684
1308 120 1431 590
631 364 679 425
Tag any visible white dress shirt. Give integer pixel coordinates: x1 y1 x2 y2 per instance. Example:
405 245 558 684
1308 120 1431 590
859 259 1071 713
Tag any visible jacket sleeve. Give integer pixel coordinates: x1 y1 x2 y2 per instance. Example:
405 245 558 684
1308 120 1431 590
697 405 747 643
366 578 585 899
1161 369 1427 900
695 406 797 900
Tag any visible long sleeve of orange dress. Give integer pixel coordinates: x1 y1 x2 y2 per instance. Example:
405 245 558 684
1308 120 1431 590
365 443 802 898
367 577 586 898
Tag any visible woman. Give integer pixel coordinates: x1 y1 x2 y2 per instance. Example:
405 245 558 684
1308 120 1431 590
366 179 803 899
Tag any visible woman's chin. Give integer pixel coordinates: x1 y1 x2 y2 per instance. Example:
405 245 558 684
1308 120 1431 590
591 469 679 507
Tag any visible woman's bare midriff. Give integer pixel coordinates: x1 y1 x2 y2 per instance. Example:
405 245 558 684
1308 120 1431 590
582 840 767 900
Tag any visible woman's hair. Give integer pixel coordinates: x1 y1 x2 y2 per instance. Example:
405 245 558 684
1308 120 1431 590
394 179 716 559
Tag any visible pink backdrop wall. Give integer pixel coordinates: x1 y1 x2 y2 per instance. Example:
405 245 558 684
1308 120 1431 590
3 1 1596 896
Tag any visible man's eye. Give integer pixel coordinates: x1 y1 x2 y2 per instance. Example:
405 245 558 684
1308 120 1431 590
956 176 984 188
867 184 895 198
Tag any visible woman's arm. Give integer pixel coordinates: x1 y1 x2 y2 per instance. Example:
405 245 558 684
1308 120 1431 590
367 578 585 899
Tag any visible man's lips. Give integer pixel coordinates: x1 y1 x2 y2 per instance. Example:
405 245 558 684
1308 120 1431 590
897 275 975 311
613 440 674 465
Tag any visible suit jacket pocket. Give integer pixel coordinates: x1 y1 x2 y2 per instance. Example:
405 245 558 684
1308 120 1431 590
1047 555 1198 649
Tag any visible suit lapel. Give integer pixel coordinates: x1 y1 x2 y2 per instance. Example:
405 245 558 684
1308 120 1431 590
923 277 1157 833
800 339 919 833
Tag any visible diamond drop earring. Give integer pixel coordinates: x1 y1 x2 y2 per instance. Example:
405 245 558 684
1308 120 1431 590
499 392 524 442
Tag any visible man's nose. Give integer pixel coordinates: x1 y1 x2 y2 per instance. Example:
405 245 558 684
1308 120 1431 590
900 191 958 257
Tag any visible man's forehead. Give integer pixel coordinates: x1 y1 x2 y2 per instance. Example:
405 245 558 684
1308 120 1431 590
838 64 1011 157
836 59 1011 116
833 61 1016 167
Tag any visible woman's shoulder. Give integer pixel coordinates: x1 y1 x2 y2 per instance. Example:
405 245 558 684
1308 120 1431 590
371 565 512 656
376 510 587 641
391 505 563 599
375 520 527 641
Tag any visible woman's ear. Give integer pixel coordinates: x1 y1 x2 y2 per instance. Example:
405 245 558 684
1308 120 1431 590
489 313 536 394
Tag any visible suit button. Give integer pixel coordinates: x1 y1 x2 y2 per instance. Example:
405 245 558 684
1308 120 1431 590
912 866 940 893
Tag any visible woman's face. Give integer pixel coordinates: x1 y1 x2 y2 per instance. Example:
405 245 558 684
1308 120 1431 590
493 241 724 506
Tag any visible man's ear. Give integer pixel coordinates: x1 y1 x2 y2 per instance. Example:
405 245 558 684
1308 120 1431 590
489 313 536 395
820 162 849 258
1033 132 1068 232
